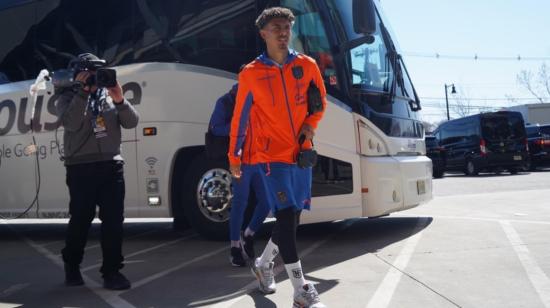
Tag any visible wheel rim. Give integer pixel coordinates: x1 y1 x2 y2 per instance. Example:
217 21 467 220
196 168 232 223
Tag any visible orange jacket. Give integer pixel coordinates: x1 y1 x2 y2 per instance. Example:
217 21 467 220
229 50 327 165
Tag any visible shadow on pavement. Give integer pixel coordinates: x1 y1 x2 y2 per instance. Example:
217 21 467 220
1 216 432 307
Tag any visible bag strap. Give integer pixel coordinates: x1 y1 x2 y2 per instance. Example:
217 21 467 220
298 134 314 150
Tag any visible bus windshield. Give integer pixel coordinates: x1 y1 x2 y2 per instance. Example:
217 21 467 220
328 0 423 138
282 0 423 138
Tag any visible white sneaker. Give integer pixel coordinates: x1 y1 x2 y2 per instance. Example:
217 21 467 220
250 258 276 294
293 283 326 308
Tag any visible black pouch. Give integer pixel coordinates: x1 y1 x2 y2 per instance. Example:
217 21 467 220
296 135 318 168
307 81 323 115
205 131 229 160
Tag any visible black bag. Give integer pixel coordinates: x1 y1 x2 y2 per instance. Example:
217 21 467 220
205 131 229 160
296 135 318 168
307 81 323 115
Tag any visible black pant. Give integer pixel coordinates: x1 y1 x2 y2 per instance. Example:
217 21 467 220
61 161 125 275
271 207 301 264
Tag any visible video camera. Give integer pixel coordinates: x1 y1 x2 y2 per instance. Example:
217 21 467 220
51 53 117 90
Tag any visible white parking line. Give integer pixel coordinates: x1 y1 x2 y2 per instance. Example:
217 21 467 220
366 217 428 308
0 283 30 298
81 235 195 272
53 227 173 257
23 236 137 308
0 302 23 308
0 221 137 308
38 240 64 248
130 246 228 289
501 220 550 307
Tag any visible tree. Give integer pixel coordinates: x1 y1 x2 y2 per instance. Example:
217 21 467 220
450 86 474 118
517 63 550 103
439 86 474 119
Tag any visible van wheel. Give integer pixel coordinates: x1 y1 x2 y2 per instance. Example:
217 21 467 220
509 167 518 175
465 159 478 176
181 155 232 240
433 169 444 178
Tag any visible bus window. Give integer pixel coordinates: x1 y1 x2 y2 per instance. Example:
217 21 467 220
312 156 353 197
0 0 47 82
133 0 257 74
283 0 338 89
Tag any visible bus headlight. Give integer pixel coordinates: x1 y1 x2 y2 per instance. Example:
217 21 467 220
357 119 389 156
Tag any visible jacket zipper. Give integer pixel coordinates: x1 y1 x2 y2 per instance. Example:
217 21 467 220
247 121 253 163
279 66 297 139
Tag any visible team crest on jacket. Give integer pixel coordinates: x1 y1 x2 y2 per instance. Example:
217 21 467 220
277 191 287 203
292 66 304 79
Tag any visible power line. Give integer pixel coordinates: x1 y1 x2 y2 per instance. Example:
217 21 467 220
422 104 506 110
417 82 517 86
419 96 549 101
417 83 519 89
422 101 505 107
403 52 550 62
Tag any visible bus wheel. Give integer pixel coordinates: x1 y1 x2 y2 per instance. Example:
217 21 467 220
182 155 232 240
465 159 478 176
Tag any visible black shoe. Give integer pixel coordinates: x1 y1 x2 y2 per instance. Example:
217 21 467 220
64 264 84 286
230 247 246 267
242 234 255 259
103 271 131 290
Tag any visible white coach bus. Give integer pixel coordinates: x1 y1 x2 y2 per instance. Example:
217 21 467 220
0 0 432 239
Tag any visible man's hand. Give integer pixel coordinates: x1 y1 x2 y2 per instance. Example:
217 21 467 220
75 71 97 93
107 82 124 104
299 123 315 142
230 163 242 179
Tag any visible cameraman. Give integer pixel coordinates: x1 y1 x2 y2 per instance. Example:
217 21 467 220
56 53 139 290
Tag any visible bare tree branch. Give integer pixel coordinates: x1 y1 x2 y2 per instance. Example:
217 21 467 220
451 86 474 118
517 69 544 103
538 62 550 99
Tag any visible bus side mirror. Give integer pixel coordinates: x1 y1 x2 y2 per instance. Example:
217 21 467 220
353 0 376 35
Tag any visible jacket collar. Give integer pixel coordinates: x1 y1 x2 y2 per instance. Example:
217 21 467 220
257 49 298 67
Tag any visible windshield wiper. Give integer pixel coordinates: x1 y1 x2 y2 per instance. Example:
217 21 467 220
398 57 422 111
379 21 422 111
382 50 398 104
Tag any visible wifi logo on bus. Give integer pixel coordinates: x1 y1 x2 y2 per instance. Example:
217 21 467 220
145 157 158 168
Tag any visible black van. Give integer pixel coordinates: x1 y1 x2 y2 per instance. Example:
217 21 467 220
525 124 550 170
425 135 446 178
433 111 529 175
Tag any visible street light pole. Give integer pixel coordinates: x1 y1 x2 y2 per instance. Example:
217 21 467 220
444 83 456 120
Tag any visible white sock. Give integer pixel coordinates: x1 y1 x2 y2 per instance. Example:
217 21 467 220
244 227 255 237
285 260 307 291
258 239 278 266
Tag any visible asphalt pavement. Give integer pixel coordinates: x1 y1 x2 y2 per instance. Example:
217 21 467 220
1 169 549 308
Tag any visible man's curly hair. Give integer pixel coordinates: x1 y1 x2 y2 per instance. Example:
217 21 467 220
255 7 295 30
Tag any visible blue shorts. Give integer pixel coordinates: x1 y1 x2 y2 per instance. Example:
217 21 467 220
260 162 312 213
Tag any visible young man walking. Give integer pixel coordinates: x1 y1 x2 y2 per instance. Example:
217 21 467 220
228 7 327 308
207 84 271 267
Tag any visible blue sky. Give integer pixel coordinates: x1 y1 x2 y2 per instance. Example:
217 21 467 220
379 0 550 123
